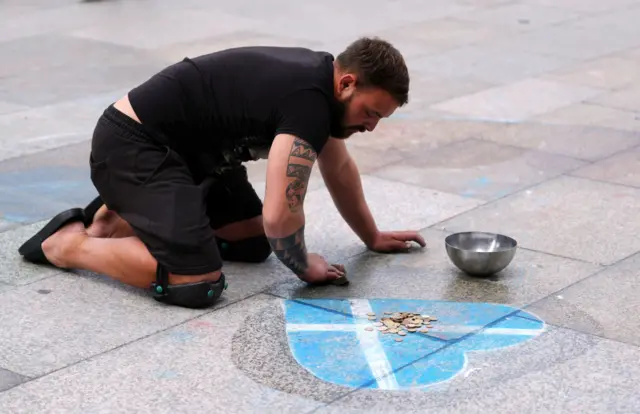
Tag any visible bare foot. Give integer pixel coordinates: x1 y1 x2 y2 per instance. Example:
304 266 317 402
41 221 87 268
87 205 134 238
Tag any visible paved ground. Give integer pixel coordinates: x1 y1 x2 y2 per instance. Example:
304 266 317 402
1 0 640 412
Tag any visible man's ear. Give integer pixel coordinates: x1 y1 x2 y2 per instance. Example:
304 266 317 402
338 73 357 92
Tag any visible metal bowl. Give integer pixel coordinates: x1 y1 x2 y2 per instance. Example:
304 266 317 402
445 231 518 276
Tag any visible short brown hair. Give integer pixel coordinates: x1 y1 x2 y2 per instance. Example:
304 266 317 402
336 37 409 106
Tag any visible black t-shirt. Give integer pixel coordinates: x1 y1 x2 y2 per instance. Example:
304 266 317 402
127 46 340 164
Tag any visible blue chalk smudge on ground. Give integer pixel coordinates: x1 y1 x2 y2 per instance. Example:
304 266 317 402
0 166 97 223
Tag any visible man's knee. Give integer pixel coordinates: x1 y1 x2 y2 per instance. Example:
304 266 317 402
216 235 272 263
152 265 227 309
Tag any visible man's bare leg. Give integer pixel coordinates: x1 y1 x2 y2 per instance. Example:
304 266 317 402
214 216 265 240
41 222 221 290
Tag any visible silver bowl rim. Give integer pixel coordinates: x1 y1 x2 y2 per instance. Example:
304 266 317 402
444 231 518 253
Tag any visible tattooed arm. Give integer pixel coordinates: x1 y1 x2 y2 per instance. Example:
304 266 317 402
263 133 317 276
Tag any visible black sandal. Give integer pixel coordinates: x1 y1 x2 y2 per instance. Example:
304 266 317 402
18 208 86 266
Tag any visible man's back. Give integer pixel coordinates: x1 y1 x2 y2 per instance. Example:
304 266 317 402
128 46 338 158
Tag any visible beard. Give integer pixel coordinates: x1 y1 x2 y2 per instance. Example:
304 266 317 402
329 97 366 139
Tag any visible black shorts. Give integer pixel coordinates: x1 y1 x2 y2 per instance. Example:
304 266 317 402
89 105 264 275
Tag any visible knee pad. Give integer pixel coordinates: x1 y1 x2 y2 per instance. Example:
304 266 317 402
216 235 272 263
151 265 227 309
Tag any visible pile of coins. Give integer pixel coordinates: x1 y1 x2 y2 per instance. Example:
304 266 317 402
363 311 437 342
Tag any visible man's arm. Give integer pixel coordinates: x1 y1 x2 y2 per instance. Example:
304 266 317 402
262 133 317 276
317 138 380 248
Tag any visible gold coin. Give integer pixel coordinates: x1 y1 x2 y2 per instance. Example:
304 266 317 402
395 337 403 342
398 331 407 336
427 324 433 328
408 329 417 333
367 312 376 316
377 326 388 331
368 317 376 321
384 311 392 315
382 319 396 328
389 329 399 334
365 327 373 332
374 322 383 327
419 328 429 333
429 317 438 321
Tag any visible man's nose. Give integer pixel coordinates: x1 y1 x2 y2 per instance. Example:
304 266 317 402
366 119 380 132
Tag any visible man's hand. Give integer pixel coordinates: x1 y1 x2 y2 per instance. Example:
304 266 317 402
366 230 426 253
300 253 345 284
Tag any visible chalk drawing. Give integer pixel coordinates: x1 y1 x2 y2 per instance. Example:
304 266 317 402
0 166 96 223
283 298 545 390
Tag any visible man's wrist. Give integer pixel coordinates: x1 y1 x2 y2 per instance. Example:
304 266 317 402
266 224 309 276
362 229 380 249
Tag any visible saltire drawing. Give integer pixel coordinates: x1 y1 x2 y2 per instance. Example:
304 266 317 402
283 298 545 390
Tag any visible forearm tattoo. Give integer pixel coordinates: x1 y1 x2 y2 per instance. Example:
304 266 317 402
286 138 317 212
267 225 308 276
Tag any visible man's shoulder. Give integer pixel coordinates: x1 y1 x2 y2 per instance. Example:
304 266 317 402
189 45 334 71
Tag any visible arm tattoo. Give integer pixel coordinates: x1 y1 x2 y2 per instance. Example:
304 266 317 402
267 225 308 276
285 138 317 212
290 138 317 162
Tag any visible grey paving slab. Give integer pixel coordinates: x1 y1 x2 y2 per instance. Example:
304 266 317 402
0 222 64 286
0 141 98 226
69 7 260 50
0 294 328 413
0 2 107 42
242 0 478 44
527 253 640 347
0 273 212 377
468 119 640 161
430 78 603 122
0 220 18 234
523 0 640 13
300 176 484 262
533 103 640 133
346 119 489 156
490 20 640 61
342 141 408 174
371 138 586 201
0 33 159 79
540 56 640 90
0 282 13 294
314 327 640 413
435 175 640 265
409 44 575 85
570 146 640 188
0 100 28 116
572 4 640 36
373 18 513 59
268 228 601 308
454 3 584 31
0 56 163 107
0 368 28 393
0 89 127 162
400 75 495 110
588 85 640 113
618 46 640 60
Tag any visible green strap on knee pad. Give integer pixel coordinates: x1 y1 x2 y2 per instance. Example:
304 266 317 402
151 265 227 309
